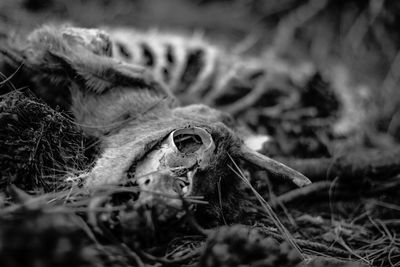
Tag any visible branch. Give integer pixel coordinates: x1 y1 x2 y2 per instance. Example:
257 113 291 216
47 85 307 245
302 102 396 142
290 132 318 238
278 147 400 182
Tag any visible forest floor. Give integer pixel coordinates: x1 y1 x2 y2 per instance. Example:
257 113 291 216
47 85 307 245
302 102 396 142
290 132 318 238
1 0 400 266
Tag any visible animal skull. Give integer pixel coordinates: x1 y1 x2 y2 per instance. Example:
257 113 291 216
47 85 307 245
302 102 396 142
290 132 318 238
135 126 215 220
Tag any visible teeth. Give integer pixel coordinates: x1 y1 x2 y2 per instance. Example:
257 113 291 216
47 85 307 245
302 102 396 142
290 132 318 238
173 178 190 195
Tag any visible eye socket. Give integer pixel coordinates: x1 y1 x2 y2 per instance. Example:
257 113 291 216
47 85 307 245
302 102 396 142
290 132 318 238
173 133 203 153
171 127 214 155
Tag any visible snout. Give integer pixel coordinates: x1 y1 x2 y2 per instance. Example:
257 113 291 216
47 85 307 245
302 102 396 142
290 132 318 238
136 171 190 221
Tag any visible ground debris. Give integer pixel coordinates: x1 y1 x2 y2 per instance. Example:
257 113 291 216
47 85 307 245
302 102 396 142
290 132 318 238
0 90 91 193
0 207 98 267
278 147 400 183
199 224 303 267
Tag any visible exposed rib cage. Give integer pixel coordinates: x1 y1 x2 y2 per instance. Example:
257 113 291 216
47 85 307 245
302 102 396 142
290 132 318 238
106 28 315 112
